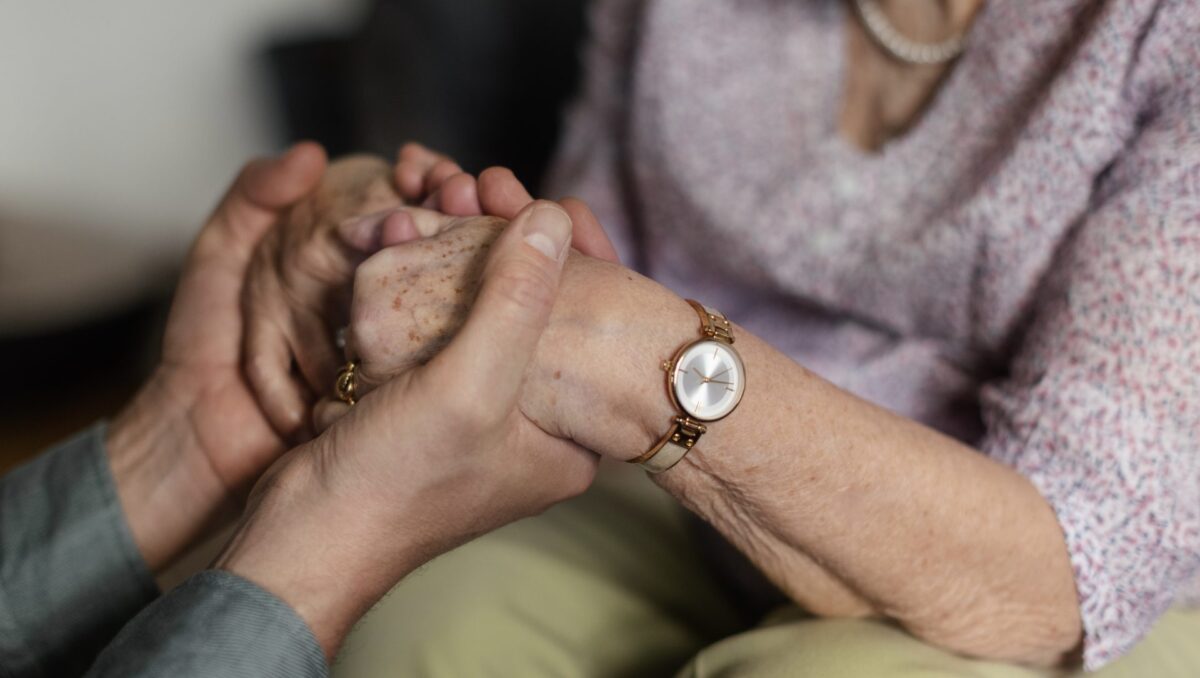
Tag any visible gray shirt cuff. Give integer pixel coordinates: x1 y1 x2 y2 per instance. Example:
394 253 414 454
87 570 328 678
0 423 158 678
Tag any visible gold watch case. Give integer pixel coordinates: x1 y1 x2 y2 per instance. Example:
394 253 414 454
663 338 747 423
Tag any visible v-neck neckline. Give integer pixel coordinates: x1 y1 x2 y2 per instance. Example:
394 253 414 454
821 0 988 174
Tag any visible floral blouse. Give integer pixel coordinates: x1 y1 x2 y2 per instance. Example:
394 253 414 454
547 0 1200 668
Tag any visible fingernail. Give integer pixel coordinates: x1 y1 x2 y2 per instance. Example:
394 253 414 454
523 203 571 262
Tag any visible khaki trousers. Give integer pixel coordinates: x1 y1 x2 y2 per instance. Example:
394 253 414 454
333 463 1200 677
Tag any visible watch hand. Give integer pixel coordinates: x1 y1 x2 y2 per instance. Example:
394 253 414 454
691 366 710 383
707 379 733 385
711 367 731 379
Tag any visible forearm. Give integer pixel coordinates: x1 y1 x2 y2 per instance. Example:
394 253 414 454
212 450 427 660
106 373 233 574
657 355 1081 664
554 259 1081 665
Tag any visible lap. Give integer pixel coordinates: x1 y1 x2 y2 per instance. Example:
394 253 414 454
332 461 745 677
333 462 1200 677
677 607 1200 678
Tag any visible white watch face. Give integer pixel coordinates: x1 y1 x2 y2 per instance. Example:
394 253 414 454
672 340 746 422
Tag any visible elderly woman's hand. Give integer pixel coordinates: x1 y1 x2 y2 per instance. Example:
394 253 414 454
214 200 598 659
241 147 618 441
312 200 636 448
240 154 414 440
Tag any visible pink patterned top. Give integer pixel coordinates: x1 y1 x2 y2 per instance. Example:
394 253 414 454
547 0 1200 669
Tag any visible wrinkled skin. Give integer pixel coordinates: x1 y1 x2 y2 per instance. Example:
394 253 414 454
348 216 504 390
243 145 617 441
216 201 599 658
241 155 408 439
319 205 656 466
106 142 329 571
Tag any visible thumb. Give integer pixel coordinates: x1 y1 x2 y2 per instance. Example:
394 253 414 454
195 141 327 264
425 200 572 407
477 167 618 262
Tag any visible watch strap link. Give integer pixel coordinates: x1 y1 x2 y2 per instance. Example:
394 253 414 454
687 299 734 344
632 416 708 474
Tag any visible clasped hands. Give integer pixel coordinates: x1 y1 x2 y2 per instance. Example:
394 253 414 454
106 142 693 659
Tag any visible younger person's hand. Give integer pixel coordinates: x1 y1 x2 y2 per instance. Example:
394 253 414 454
106 143 328 573
216 199 598 659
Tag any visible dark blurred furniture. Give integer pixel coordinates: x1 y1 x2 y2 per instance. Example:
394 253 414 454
0 299 165 473
266 0 589 191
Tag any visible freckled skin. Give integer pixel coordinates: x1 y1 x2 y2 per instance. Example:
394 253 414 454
350 219 503 387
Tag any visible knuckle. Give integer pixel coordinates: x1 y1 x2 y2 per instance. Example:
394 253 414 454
354 247 401 290
245 350 277 387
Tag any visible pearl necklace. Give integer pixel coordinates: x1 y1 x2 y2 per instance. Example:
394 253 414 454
853 0 967 65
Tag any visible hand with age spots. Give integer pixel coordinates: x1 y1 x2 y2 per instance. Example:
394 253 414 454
241 154 412 441
242 144 617 441
312 173 650 466
335 215 506 401
217 199 599 659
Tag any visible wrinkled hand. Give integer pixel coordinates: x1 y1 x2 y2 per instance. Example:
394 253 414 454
241 154 418 439
335 214 502 398
319 169 670 465
106 143 328 572
313 164 622 428
216 200 598 658
322 213 616 443
243 145 618 440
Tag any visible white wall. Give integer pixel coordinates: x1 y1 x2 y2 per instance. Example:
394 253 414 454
0 0 368 333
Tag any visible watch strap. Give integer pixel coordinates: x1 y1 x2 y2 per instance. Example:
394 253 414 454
687 299 734 344
632 416 707 474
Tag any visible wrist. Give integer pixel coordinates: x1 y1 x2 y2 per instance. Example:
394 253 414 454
538 256 696 461
106 370 233 573
213 448 420 659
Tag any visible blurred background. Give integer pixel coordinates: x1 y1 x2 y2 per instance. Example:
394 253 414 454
0 0 587 470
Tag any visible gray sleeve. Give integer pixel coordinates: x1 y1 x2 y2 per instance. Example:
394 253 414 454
86 570 328 678
0 424 159 678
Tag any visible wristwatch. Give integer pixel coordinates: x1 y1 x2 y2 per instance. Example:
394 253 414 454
630 299 746 473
